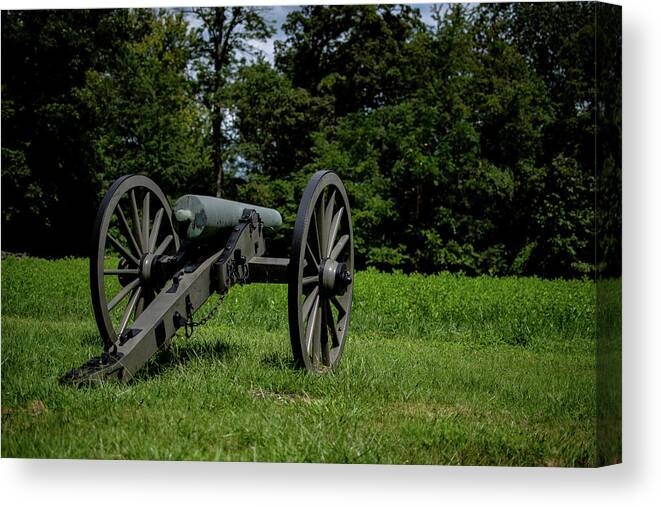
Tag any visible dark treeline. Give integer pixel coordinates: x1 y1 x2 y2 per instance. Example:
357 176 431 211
1 3 620 278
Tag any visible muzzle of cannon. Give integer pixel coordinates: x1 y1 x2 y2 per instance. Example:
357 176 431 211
62 171 354 384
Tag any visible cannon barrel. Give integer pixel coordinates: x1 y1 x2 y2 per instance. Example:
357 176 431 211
173 194 283 241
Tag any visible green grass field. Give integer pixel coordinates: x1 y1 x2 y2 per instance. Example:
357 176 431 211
1 256 606 465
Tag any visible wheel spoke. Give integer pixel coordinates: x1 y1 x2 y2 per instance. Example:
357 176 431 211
302 275 318 287
301 286 319 322
323 191 336 257
115 204 141 258
326 206 344 258
329 234 349 261
325 299 340 348
154 234 173 255
311 207 323 261
118 286 142 336
107 234 139 266
316 192 327 256
304 295 320 353
149 208 164 253
306 301 321 361
331 294 348 317
107 278 140 312
130 189 145 253
104 268 139 276
134 293 145 320
306 241 319 269
142 191 150 250
302 278 317 297
321 301 331 366
312 305 322 364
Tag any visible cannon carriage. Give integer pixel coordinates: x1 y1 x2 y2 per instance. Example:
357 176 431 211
63 170 354 384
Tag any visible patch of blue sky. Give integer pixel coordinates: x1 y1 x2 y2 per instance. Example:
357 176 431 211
247 3 443 64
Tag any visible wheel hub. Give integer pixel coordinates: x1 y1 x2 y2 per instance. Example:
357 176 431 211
139 253 155 284
319 258 352 295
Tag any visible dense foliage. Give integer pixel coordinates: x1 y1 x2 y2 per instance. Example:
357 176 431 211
1 4 621 278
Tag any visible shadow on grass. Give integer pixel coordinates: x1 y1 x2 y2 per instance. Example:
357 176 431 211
79 332 103 347
63 339 299 386
259 351 299 371
135 340 234 380
59 340 236 387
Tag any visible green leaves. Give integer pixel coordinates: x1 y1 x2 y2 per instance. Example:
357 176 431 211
2 10 138 255
251 3 604 277
78 10 210 197
1 4 616 278
276 5 426 116
229 62 332 179
190 7 275 197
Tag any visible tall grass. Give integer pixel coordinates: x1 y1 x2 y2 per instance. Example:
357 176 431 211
1 257 604 465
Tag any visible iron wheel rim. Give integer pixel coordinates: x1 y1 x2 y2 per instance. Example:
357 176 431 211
288 170 354 372
90 174 179 349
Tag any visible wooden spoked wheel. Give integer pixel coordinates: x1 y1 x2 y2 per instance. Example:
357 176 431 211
90 175 179 349
288 170 354 372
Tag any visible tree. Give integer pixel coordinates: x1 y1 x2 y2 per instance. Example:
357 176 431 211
297 4 555 275
2 5 617 278
190 7 273 197
1 9 136 255
276 4 426 118
472 2 604 277
77 9 210 197
230 61 333 179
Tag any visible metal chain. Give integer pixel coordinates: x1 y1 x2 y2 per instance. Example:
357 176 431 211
183 293 225 338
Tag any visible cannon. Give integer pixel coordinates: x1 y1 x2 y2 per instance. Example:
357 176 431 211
62 171 354 384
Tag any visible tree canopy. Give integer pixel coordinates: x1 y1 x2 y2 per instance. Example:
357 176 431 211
1 4 621 278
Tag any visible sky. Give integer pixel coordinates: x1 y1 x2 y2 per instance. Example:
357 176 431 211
245 4 439 63
250 5 299 62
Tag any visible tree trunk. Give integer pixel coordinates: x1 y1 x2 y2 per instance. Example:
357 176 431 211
213 110 223 198
213 7 225 198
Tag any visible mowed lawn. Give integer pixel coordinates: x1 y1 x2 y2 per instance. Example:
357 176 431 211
2 256 604 466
